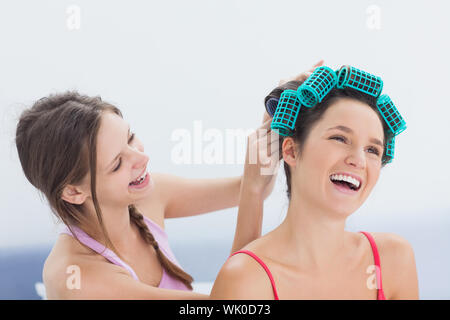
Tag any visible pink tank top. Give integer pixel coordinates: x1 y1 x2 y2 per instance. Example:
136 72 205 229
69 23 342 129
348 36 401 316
59 215 190 291
230 231 386 300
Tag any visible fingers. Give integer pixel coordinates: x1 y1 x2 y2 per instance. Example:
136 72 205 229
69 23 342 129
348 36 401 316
278 59 325 86
278 78 287 86
297 71 312 82
307 59 325 73
312 59 325 68
259 117 272 132
262 110 271 123
257 129 280 161
246 124 281 177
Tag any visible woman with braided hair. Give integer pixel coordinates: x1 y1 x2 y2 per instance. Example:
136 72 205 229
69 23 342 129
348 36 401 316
15 60 324 299
15 89 282 299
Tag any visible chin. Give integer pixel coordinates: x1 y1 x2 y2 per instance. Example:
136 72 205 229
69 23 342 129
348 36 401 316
328 202 361 218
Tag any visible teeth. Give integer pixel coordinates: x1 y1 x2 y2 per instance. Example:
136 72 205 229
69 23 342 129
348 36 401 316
130 172 147 185
330 174 360 189
138 172 146 181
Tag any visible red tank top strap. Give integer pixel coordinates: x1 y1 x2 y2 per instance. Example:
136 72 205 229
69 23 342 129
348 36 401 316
229 250 279 300
359 231 386 300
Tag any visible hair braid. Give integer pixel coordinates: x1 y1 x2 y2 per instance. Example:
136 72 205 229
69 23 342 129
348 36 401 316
128 204 193 290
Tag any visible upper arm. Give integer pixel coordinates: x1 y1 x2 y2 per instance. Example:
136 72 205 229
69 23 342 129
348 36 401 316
44 257 207 300
150 173 241 219
375 233 419 300
210 254 274 300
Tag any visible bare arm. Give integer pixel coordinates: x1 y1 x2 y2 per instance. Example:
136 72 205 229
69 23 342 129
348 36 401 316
151 173 242 219
230 186 264 254
45 259 209 300
230 115 279 253
151 114 279 254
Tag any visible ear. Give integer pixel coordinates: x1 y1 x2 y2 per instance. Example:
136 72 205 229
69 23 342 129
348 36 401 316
282 137 299 167
61 184 88 205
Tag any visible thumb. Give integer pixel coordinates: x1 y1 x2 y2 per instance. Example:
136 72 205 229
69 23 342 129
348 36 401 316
262 110 271 124
312 59 325 68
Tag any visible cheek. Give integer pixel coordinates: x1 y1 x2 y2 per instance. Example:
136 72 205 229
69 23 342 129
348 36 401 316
307 141 337 173
365 163 381 190
97 173 130 196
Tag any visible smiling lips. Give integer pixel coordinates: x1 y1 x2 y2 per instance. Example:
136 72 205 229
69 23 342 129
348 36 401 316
129 169 148 186
329 172 363 192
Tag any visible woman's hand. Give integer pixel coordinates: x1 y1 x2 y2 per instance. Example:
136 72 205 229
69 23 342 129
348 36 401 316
230 112 280 253
242 111 280 199
278 59 325 86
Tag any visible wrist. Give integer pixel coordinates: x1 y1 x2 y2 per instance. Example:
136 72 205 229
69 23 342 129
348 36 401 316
240 178 265 199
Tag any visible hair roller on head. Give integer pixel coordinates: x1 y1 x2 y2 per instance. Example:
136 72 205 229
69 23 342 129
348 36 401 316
337 65 383 97
265 63 407 164
297 66 338 108
271 89 302 136
376 94 407 136
265 97 279 117
384 136 395 164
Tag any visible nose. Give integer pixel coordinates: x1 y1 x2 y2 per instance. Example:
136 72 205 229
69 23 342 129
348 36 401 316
130 145 149 171
345 149 365 169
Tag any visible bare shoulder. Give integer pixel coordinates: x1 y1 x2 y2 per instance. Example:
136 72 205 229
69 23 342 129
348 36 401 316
369 232 419 299
210 239 275 300
43 234 207 299
43 235 130 299
43 236 87 299
369 232 415 262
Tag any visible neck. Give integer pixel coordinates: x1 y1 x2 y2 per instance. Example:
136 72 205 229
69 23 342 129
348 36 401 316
82 199 138 253
275 191 351 272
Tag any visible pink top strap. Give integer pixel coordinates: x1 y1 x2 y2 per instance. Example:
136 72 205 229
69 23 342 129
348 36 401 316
359 231 386 300
230 231 386 300
59 215 190 291
229 250 279 300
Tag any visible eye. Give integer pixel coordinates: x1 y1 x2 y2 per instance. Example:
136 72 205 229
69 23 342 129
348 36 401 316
330 136 380 156
113 132 136 172
368 146 381 156
113 159 121 172
330 135 347 143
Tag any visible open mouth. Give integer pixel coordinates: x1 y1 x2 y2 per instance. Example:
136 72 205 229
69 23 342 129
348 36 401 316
329 175 361 192
129 172 148 186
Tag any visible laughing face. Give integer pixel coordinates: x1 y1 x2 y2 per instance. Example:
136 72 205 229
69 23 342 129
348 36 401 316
71 111 154 209
285 97 385 217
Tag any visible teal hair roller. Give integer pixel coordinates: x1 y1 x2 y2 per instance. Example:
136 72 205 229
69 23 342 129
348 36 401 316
271 89 301 136
265 63 405 165
337 65 383 98
384 136 395 164
376 94 406 136
297 66 337 108
265 97 279 117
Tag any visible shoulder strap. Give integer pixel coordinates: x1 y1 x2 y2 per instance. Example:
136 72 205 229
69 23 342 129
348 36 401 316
60 225 139 281
359 231 386 300
230 250 279 300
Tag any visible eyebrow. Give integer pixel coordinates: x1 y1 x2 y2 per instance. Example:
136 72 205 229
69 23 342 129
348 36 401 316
327 125 383 147
107 125 131 171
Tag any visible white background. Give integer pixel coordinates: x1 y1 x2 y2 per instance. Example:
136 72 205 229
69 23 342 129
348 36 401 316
0 0 449 299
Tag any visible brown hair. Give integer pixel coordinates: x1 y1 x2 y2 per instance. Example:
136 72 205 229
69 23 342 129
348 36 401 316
265 81 395 200
15 91 193 289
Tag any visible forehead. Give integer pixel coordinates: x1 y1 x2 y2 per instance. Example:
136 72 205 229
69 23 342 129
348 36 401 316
96 111 128 166
316 98 384 138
